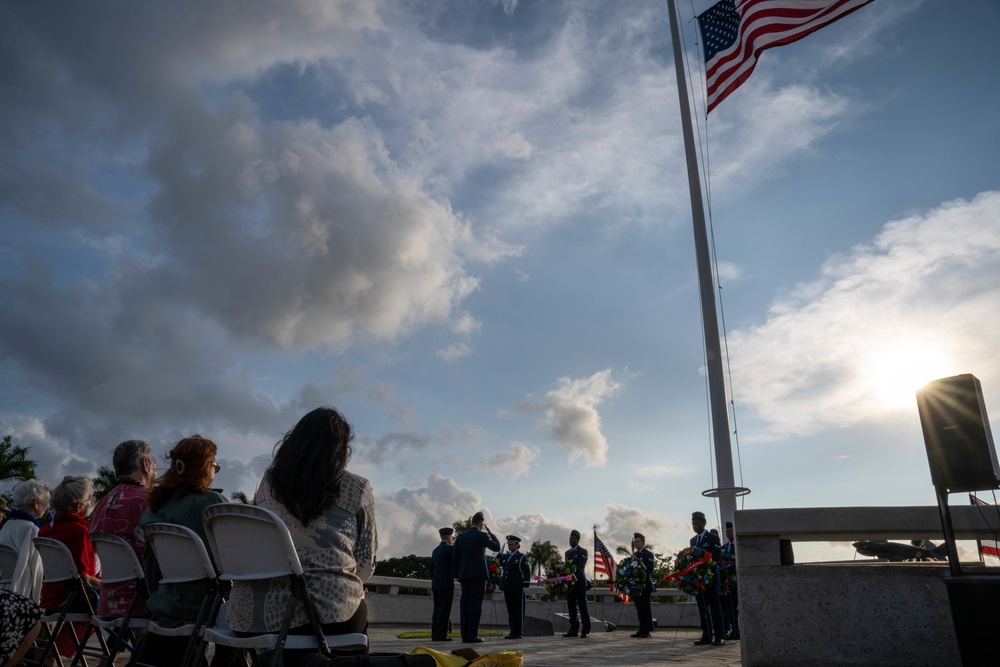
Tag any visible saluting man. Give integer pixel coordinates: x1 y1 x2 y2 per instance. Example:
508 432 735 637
501 535 531 639
431 526 456 641
562 529 591 638
452 511 501 643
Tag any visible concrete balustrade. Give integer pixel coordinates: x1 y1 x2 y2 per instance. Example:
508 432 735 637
735 505 1000 667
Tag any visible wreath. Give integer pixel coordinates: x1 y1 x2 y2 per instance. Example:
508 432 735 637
485 555 503 593
717 551 737 595
537 556 576 599
613 555 647 597
664 546 715 596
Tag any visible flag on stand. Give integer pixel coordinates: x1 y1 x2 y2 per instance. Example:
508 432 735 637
970 494 1000 558
697 0 876 113
594 530 628 604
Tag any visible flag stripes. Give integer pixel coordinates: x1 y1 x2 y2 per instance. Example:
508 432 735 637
698 0 875 112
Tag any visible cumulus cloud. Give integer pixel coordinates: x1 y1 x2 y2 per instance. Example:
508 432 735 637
517 369 622 467
376 473 485 557
471 441 540 480
729 192 1000 437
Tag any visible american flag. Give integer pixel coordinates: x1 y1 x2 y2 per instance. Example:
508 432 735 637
594 530 628 604
970 494 1000 558
697 0 875 113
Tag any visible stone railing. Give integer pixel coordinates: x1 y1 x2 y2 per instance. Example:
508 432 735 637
736 504 1000 667
364 575 701 629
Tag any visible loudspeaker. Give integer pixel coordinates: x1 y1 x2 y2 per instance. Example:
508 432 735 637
916 374 1000 492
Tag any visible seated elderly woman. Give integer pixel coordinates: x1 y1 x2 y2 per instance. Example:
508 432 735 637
226 406 377 667
38 475 101 661
0 479 50 601
137 435 232 667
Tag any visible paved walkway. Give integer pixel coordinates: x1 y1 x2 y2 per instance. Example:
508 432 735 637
96 626 742 666
366 626 742 667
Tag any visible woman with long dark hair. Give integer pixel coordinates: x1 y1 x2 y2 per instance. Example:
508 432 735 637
138 435 229 666
226 407 377 666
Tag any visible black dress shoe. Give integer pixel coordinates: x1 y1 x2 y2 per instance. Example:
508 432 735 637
562 632 578 638
630 632 641 638
693 638 712 645
713 639 725 646
579 633 589 638
462 637 485 643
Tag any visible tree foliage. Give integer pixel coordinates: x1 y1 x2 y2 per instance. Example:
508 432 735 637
93 466 119 502
0 435 37 483
527 540 560 577
230 490 253 504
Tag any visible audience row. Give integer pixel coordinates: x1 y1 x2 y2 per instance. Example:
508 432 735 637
0 406 377 667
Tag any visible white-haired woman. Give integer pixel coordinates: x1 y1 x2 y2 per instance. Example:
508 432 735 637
0 478 50 601
38 475 101 661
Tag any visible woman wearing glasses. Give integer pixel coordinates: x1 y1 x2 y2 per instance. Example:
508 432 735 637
138 435 229 666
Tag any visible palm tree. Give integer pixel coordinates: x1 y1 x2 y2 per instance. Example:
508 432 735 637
230 490 253 504
0 435 37 483
93 466 119 501
527 540 560 577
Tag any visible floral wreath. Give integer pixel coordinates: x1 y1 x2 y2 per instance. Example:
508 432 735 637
485 554 503 593
613 555 647 598
538 555 578 599
717 551 737 595
664 546 715 596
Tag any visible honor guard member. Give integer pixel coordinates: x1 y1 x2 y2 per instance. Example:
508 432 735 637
501 535 531 639
631 532 656 638
721 521 739 640
562 529 591 638
452 511 501 643
431 526 456 641
691 511 725 646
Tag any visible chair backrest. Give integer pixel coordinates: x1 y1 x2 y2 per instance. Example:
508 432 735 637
91 533 145 585
34 536 81 583
0 543 17 587
202 504 304 582
144 522 218 585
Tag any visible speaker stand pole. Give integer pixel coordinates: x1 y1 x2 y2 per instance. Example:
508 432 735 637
935 486 963 577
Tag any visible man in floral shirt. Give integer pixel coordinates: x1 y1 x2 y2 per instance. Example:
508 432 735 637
89 439 157 618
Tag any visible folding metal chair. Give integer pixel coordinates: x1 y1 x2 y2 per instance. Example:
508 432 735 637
26 537 110 667
128 522 222 667
201 504 368 667
0 543 17 589
81 533 151 666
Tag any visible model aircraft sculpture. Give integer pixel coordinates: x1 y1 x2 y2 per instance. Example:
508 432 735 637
852 539 949 562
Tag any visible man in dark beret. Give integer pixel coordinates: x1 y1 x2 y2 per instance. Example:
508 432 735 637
431 526 456 641
691 511 725 646
501 535 531 639
563 529 591 638
452 512 501 643
631 532 656 638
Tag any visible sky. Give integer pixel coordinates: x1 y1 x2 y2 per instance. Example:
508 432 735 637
2 0 999 564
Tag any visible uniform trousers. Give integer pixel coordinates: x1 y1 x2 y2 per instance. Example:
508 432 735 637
458 579 486 642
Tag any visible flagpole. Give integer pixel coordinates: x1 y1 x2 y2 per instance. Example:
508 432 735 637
666 0 743 531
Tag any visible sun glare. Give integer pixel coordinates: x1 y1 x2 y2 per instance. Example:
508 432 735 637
862 339 955 410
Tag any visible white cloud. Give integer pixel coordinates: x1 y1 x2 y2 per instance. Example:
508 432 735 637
518 369 622 467
472 441 540 480
376 473 484 557
729 191 1000 437
436 342 473 362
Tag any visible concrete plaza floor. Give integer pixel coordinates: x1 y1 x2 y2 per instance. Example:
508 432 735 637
366 625 742 667
97 626 742 666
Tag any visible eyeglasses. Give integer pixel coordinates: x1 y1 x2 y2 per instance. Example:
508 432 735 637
212 463 221 473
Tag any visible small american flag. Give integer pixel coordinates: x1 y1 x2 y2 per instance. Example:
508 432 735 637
698 0 875 113
594 530 628 604
970 494 1000 558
